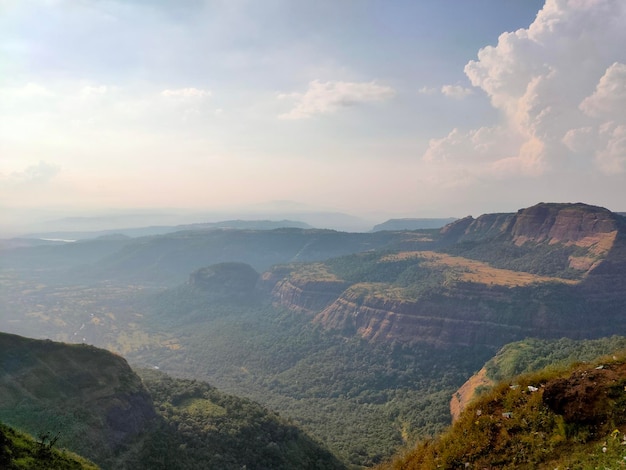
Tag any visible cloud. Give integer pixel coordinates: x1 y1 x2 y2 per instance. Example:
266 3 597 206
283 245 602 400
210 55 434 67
424 0 626 177
440 85 473 99
579 62 626 120
7 161 61 184
418 86 437 95
160 87 212 99
278 80 395 119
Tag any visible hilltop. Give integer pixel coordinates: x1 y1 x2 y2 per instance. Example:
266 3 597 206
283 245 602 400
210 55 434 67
378 344 626 469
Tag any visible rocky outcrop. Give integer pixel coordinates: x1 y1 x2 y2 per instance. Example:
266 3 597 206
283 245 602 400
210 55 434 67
510 203 618 245
442 202 620 251
312 282 584 348
450 366 492 422
260 266 349 314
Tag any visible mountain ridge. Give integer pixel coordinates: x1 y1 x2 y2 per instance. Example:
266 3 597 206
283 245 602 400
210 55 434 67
263 202 626 348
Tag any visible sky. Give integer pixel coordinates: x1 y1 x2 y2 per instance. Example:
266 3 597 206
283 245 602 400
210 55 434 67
1 0 625 232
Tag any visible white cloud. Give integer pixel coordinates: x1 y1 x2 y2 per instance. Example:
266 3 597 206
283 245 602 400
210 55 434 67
440 84 473 99
418 86 437 95
80 85 108 97
579 62 626 120
160 87 212 99
6 161 61 184
278 80 395 119
424 0 626 177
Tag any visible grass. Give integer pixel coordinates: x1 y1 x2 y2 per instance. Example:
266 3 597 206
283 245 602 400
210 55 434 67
376 352 626 470
381 251 578 287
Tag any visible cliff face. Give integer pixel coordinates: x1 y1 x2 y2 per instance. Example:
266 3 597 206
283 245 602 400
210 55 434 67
265 203 626 349
311 281 616 348
446 203 620 253
259 265 350 314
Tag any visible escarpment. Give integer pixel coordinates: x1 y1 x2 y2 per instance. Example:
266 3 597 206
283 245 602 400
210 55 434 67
265 203 626 349
260 265 350 314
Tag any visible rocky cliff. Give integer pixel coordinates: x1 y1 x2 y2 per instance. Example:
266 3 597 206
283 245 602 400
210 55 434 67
265 203 626 349
260 264 350 314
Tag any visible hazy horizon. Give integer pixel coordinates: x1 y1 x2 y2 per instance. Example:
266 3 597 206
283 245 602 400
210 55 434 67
2 0 625 234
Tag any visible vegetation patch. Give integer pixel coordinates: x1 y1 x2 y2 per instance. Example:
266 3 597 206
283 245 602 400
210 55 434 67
382 251 578 287
377 351 626 469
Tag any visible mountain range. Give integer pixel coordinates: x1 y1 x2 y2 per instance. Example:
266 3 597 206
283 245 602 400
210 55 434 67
1 201 626 468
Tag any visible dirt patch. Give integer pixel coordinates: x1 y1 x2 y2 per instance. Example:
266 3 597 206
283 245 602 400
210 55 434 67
543 361 626 427
450 366 494 422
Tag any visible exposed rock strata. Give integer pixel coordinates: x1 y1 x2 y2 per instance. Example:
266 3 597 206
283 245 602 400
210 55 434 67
260 267 349 314
265 204 626 349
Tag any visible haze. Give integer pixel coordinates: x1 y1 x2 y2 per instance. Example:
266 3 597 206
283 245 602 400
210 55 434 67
1 0 625 235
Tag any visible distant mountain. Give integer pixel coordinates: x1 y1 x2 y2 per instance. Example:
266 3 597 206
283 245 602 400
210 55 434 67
0 228 432 285
264 202 626 347
0 332 344 470
4 201 626 468
19 219 313 241
371 218 457 232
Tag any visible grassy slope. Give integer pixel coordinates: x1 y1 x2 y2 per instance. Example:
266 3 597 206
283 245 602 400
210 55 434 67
0 332 344 470
0 421 98 470
378 347 626 469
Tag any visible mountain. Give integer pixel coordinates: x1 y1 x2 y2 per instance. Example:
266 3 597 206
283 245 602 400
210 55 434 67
20 219 313 241
3 201 626 468
263 202 626 348
0 332 343 470
69 229 429 285
378 342 626 469
371 218 457 232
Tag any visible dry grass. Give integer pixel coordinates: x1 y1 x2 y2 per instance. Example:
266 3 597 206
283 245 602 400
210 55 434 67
290 263 342 282
381 251 578 287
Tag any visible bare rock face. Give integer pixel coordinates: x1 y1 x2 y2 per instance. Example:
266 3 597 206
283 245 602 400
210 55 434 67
443 202 620 251
510 203 618 246
260 266 349 314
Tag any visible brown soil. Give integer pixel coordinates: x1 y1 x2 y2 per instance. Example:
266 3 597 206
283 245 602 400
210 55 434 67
542 361 626 427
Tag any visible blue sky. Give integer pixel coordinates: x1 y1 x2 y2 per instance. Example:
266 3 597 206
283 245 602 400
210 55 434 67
1 0 625 231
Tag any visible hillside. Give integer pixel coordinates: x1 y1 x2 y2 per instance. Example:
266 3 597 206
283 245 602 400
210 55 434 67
450 336 626 421
263 203 626 348
0 332 343 470
0 332 157 467
2 202 626 467
378 347 626 469
0 421 98 470
0 227 437 286
371 218 457 232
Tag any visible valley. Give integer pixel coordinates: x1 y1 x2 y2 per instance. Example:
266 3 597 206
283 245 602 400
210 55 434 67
1 202 626 468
